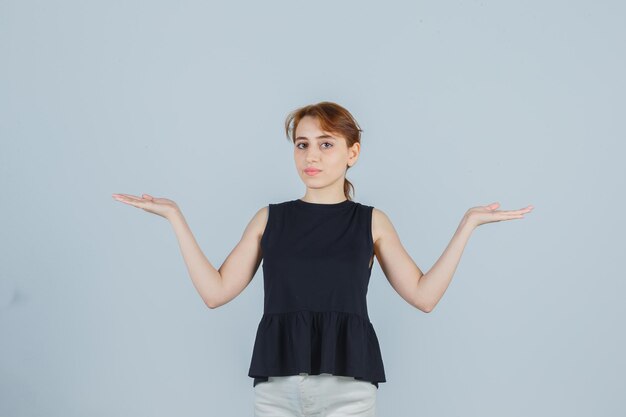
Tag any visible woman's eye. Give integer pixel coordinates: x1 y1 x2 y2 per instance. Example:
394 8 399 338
296 142 333 149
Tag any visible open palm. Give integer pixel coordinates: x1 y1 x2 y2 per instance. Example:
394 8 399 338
465 202 534 228
112 193 180 219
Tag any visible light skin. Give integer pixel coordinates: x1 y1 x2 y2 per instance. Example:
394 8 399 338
112 115 534 312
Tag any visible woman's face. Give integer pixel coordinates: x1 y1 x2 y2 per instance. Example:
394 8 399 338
293 115 359 189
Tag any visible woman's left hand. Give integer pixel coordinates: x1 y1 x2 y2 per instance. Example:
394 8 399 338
463 202 534 229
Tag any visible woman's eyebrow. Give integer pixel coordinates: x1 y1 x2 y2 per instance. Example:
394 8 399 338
295 135 336 141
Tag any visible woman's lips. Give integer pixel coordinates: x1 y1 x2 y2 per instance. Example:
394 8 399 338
304 169 321 176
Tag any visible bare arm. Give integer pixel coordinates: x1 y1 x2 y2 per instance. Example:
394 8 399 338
372 208 428 312
168 211 222 308
112 193 268 309
169 206 267 309
416 202 532 311
414 217 475 312
373 202 532 313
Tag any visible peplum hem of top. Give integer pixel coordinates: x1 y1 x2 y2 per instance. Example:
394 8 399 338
248 310 386 387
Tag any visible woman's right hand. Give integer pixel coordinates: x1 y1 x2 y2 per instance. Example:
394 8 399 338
112 193 180 220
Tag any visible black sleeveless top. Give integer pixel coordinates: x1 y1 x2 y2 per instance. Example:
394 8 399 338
247 198 386 389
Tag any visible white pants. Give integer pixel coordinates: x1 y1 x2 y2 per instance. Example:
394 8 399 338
254 372 377 417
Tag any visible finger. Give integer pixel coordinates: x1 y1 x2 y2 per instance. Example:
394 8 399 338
119 194 146 202
113 194 148 206
114 193 140 200
496 216 525 221
119 198 150 209
508 207 533 214
495 206 532 215
112 194 131 202
488 211 521 219
112 195 138 206
500 212 526 220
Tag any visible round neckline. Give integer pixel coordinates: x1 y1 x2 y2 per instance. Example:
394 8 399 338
294 198 354 209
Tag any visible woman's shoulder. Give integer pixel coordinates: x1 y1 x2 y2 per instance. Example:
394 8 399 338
267 199 296 207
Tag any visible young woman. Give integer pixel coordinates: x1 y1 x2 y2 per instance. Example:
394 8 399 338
112 101 533 417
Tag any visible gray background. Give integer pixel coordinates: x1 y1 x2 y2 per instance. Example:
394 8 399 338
1 0 624 416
